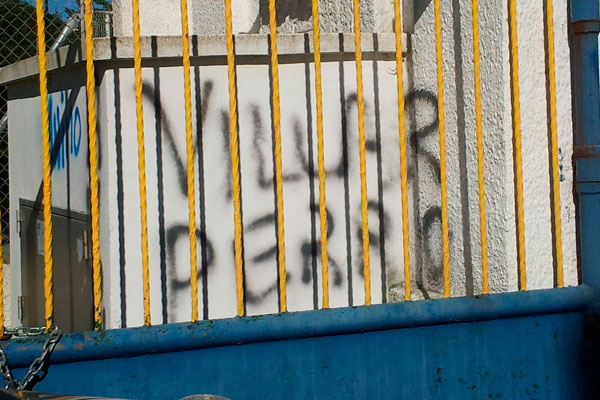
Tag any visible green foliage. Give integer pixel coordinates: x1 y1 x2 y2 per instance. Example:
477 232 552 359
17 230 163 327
0 0 72 67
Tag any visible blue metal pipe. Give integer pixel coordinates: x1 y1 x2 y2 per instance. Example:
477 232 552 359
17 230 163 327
1 286 592 368
571 0 599 22
571 0 600 300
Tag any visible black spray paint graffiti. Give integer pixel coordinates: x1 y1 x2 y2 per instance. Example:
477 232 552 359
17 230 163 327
406 89 447 297
142 80 217 321
139 75 449 320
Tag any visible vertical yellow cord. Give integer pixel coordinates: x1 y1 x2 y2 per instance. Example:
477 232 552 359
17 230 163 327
471 0 489 294
508 0 527 291
434 0 451 298
352 0 371 306
268 0 288 312
179 0 199 321
131 0 152 324
0 214 4 336
311 0 330 309
544 0 564 288
35 0 54 329
83 0 103 328
393 0 412 301
224 0 245 316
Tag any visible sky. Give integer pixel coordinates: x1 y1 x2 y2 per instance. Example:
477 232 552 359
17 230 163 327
23 0 92 18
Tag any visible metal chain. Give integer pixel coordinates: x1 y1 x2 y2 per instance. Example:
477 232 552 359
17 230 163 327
4 327 47 338
0 327 62 391
18 327 62 391
0 347 18 390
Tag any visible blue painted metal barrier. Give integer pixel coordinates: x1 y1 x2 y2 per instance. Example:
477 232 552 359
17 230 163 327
0 287 592 399
0 286 591 366
572 0 600 398
573 0 600 297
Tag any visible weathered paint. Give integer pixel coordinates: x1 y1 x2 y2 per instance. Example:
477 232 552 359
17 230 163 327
0 285 590 366
0 286 592 399
572 0 600 296
571 1 600 398
3 311 587 400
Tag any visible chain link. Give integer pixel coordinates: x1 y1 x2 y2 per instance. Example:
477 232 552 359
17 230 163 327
0 327 62 391
3 327 47 338
0 346 18 390
18 327 62 391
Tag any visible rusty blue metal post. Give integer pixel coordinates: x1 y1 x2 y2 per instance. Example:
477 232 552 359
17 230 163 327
571 1 600 396
571 0 600 303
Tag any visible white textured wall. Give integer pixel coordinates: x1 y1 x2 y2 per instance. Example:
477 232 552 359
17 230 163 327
113 0 186 37
6 75 90 326
96 46 404 326
2 263 12 328
3 0 578 328
112 0 394 35
405 0 576 296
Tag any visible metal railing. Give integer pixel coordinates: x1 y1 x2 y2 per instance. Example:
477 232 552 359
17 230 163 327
0 0 575 332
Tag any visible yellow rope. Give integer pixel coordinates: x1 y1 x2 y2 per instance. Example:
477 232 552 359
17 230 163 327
35 0 54 329
311 0 330 309
434 0 451 298
224 0 245 316
508 0 527 291
83 0 103 328
131 0 152 324
471 0 489 294
352 0 371 306
0 212 4 336
544 0 564 288
268 0 288 312
393 0 411 301
179 0 199 321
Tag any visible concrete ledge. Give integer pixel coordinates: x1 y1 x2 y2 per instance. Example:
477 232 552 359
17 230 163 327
0 285 591 368
0 33 406 85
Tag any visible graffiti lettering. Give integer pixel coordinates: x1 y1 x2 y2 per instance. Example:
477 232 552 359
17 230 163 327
47 91 82 170
135 72 451 321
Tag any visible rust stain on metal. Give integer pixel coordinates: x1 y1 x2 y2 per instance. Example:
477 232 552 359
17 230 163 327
574 145 600 159
572 20 600 35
